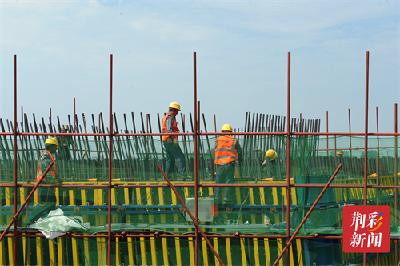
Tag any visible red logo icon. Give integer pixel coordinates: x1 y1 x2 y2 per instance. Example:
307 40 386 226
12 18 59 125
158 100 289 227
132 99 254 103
342 205 390 253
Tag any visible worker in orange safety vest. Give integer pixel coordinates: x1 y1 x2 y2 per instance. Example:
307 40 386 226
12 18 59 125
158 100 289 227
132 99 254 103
161 101 186 178
214 123 242 205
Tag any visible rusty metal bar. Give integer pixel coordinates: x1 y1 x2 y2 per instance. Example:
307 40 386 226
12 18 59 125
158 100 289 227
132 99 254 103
8 131 400 137
157 164 225 266
74 97 77 132
6 231 400 240
394 102 398 265
316 145 394 152
376 105 379 266
348 108 352 157
273 163 343 266
193 51 199 266
107 54 113 266
364 51 370 206
285 51 291 266
13 54 18 266
326 111 329 154
363 50 370 266
1 182 400 189
0 161 55 242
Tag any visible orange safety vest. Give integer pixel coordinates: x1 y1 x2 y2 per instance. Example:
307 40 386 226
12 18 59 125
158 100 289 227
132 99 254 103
161 113 179 142
214 135 238 165
36 151 57 181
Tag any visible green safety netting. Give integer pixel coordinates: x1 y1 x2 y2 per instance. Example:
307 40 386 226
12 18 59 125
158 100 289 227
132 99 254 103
0 113 398 265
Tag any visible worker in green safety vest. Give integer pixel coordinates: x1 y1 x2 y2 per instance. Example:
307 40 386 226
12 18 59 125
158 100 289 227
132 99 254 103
36 137 61 206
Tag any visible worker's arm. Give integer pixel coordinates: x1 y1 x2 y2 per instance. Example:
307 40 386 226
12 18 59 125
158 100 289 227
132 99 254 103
165 116 176 133
236 141 243 165
165 116 179 143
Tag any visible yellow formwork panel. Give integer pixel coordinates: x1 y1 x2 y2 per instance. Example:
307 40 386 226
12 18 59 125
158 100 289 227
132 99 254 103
264 238 271 266
5 188 14 266
239 237 247 266
213 237 220 266
225 238 232 266
188 237 195 266
202 237 209 266
253 238 260 266
125 183 135 266
277 238 283 266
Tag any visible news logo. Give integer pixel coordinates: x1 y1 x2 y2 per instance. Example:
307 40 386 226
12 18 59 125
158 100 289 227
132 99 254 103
342 205 390 253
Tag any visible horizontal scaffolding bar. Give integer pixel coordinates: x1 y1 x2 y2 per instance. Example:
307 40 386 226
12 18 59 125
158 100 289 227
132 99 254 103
1 183 399 189
2 231 400 240
0 131 399 137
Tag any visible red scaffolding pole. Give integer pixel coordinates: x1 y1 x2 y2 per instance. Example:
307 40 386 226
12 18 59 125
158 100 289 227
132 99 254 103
362 50 370 266
193 51 199 266
107 54 114 266
285 51 291 265
12 54 18 266
394 103 398 265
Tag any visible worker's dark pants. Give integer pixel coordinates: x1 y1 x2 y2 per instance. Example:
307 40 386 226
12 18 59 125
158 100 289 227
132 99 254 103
215 163 235 204
265 160 282 180
163 141 186 176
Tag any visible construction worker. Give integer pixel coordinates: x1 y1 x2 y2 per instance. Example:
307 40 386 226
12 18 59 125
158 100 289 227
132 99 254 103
214 123 242 205
262 149 281 179
162 101 186 178
36 137 60 205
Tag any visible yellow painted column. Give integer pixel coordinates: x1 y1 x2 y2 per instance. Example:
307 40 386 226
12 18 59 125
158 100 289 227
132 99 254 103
277 239 283 266
19 187 29 265
264 238 270 266
170 188 182 266
188 237 195 266
240 237 247 266
225 238 232 266
80 189 90 265
69 190 79 266
202 237 209 266
124 186 135 266
253 238 260 266
296 239 303 266
5 188 14 266
158 187 169 266
136 187 147 266
213 238 219 266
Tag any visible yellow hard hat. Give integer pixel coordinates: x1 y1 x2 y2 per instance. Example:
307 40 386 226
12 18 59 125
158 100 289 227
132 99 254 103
169 101 181 111
368 172 378 178
45 137 58 147
221 123 233 132
265 149 277 160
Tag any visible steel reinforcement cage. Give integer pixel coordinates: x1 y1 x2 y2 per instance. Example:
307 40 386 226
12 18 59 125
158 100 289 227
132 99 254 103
0 51 398 266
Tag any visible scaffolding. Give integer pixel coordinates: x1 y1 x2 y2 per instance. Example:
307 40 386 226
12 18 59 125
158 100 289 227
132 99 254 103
0 52 398 265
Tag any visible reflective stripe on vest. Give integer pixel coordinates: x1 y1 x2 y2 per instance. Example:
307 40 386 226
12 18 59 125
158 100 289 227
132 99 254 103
161 113 179 142
214 135 237 165
36 151 57 181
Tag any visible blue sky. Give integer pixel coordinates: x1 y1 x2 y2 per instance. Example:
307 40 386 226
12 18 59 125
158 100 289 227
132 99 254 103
0 0 399 132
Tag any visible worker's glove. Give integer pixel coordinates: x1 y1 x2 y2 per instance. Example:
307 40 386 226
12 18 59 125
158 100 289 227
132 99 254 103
261 160 267 166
